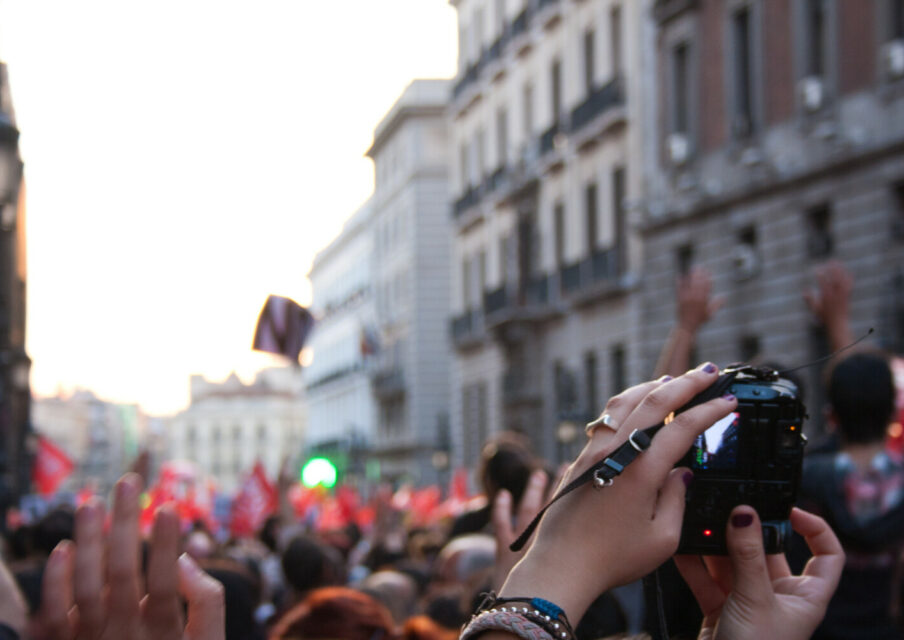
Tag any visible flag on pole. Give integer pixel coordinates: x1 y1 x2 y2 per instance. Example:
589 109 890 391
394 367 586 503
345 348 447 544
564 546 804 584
231 462 278 537
252 295 314 364
32 435 75 496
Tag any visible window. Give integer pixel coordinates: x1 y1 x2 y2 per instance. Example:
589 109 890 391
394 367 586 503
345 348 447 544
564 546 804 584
478 250 487 294
583 29 596 93
610 6 623 78
459 24 468 70
675 243 695 275
585 183 598 255
494 0 506 36
672 43 690 134
584 351 598 418
474 7 485 59
499 236 510 284
475 128 486 180
610 344 627 396
554 202 566 267
462 257 472 308
893 0 904 40
551 59 563 121
523 83 534 136
732 7 754 136
891 182 904 240
462 382 489 464
805 0 826 77
496 107 509 168
459 142 469 190
739 335 761 362
612 167 627 272
806 204 833 258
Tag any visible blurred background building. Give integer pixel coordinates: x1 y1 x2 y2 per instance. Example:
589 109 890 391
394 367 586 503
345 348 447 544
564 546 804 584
167 367 305 493
32 390 140 496
447 0 651 465
365 79 453 484
304 201 377 484
642 0 904 424
0 61 30 527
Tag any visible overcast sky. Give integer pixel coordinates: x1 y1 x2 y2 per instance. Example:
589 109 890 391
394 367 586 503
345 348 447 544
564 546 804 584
0 0 458 415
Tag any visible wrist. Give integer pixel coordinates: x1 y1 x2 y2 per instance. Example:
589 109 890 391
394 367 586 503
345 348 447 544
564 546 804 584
500 553 602 625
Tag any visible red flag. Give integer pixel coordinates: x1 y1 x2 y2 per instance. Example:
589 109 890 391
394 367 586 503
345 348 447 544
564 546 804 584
231 462 277 537
32 435 75 496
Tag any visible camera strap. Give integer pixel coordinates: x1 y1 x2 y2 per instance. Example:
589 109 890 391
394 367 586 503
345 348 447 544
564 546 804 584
509 371 739 552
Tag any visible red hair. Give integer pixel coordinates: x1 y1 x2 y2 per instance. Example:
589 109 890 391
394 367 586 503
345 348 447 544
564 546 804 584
400 616 458 640
270 587 397 640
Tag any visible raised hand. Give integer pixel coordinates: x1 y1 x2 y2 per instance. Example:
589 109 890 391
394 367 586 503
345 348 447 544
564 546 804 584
40 473 225 640
674 506 844 640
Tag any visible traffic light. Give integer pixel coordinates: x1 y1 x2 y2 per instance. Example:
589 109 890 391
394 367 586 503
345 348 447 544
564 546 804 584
301 457 338 489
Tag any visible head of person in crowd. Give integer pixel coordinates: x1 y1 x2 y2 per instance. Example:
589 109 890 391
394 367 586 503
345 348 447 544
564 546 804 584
184 527 218 561
269 586 396 640
31 506 74 556
259 515 281 554
479 431 538 507
281 535 342 598
433 534 495 585
203 560 264 640
360 569 419 625
827 350 895 444
400 615 458 640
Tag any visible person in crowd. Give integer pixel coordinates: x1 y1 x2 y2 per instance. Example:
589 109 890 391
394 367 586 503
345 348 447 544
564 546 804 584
280 534 342 608
794 351 904 639
461 364 844 640
37 473 225 640
448 432 541 539
361 569 420 625
268 586 396 640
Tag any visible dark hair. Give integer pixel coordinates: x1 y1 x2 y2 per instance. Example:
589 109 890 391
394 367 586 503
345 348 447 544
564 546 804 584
269 587 396 640
259 515 280 553
478 432 537 505
32 507 74 555
827 351 896 444
204 564 263 640
281 535 339 595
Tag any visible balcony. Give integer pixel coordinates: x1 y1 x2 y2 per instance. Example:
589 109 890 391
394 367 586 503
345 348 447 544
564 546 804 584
451 309 485 350
536 0 563 29
483 275 561 331
540 122 560 156
559 248 624 299
372 368 405 400
570 77 625 135
453 185 482 219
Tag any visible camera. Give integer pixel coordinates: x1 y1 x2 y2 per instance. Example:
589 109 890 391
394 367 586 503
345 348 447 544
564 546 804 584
676 365 808 555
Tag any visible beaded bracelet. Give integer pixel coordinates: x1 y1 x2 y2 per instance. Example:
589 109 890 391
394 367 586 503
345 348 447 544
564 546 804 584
460 609 553 640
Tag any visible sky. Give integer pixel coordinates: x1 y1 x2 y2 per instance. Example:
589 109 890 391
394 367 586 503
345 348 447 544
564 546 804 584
0 0 459 415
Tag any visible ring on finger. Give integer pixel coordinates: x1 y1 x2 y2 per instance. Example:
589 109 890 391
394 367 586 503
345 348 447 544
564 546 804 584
585 412 618 436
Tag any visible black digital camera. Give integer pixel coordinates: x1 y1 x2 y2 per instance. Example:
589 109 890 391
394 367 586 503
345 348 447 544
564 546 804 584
676 365 808 555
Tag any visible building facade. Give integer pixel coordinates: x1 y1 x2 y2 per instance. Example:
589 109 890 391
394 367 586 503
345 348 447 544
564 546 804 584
448 0 653 465
304 201 378 481
32 390 141 497
0 61 30 522
365 79 453 483
643 0 904 425
167 367 305 493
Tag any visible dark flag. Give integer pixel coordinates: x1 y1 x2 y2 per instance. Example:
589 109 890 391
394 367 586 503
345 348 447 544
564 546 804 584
252 295 314 364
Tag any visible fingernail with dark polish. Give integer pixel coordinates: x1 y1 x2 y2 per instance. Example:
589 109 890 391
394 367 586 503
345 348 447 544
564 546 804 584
683 472 693 488
731 513 754 528
722 393 736 401
703 363 718 374
660 375 673 382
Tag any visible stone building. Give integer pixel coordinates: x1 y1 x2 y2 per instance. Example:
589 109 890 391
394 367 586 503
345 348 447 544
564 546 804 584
304 200 378 479
448 0 654 464
167 367 305 493
365 79 454 483
643 0 904 426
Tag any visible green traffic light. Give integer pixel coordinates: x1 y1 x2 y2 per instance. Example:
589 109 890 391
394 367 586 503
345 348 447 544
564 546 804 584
301 457 338 488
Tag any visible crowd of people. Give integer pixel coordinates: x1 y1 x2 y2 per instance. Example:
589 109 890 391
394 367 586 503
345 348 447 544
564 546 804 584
0 260 900 640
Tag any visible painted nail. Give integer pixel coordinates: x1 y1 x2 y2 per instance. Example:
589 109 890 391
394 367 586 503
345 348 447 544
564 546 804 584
731 513 754 528
682 472 693 487
703 363 718 374
722 393 736 401
659 375 673 382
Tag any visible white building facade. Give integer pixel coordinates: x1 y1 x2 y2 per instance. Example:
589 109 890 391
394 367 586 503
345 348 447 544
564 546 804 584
448 0 653 466
167 367 306 494
304 201 378 480
365 79 453 483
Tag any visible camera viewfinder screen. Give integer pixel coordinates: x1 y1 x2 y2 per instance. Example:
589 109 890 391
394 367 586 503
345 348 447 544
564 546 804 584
692 411 740 470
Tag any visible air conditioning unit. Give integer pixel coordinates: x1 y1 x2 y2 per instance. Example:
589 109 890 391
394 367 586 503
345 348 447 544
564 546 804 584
883 40 904 79
667 132 691 166
799 76 825 112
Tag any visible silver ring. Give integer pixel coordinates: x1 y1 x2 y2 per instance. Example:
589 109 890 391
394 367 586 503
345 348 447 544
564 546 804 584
585 413 618 436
